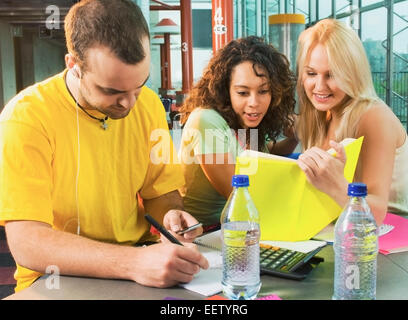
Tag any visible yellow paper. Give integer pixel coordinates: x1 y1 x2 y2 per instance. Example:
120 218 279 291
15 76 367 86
235 137 364 241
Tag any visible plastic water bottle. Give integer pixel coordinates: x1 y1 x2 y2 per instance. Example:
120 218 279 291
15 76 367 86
333 182 378 300
220 174 261 300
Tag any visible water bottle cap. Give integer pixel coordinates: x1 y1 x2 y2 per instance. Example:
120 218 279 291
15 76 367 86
232 175 249 187
347 182 367 196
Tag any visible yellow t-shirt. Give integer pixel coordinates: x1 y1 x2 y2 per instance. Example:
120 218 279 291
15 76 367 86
0 70 184 292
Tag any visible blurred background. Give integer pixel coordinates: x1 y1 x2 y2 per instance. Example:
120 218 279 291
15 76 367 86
0 0 407 299
0 0 406 129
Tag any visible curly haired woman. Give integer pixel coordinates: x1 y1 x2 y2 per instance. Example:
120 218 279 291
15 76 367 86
178 36 297 227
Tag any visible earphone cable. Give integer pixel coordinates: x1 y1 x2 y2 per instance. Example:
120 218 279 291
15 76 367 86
75 101 81 235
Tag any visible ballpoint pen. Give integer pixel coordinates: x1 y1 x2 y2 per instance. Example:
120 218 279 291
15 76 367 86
144 214 183 246
176 222 202 235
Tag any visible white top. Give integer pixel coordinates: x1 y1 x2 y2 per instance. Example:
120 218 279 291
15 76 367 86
388 134 408 217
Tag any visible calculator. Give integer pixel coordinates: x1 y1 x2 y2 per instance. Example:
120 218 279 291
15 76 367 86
259 243 324 280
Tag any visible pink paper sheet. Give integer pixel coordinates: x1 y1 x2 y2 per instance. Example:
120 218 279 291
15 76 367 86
379 213 408 255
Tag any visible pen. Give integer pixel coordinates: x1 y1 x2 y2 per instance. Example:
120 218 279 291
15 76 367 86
144 214 183 246
176 222 202 235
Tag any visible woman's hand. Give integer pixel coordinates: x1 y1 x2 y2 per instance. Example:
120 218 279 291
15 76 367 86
297 140 349 205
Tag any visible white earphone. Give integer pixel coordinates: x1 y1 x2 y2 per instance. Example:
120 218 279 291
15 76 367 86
63 65 82 235
73 64 82 79
73 63 82 235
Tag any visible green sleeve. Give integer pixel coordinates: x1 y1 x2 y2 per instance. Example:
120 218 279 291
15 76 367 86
184 109 240 156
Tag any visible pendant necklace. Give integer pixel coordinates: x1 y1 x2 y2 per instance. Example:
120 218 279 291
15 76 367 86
64 74 109 130
76 102 109 130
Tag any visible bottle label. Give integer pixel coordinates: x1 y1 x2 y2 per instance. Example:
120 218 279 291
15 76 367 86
223 229 247 247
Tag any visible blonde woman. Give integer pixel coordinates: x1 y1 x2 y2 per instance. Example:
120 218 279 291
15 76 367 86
295 19 408 225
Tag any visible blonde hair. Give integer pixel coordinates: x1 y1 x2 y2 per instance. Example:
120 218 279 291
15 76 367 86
296 19 380 150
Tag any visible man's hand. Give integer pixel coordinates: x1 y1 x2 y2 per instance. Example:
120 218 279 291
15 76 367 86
163 209 204 242
133 209 209 288
142 190 204 242
130 242 209 288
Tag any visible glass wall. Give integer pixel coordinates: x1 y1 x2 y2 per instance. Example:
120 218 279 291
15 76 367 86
150 1 407 129
233 0 408 129
362 0 383 6
361 6 387 102
393 0 408 127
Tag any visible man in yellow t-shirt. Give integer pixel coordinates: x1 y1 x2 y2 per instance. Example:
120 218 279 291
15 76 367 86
0 0 208 293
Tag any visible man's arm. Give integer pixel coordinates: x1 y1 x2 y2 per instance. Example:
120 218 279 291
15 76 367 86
5 218 208 288
5 220 135 280
143 190 184 219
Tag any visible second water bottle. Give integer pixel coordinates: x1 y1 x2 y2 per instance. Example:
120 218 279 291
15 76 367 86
333 182 378 300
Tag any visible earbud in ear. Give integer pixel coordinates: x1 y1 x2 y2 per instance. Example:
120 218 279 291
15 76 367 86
73 65 82 79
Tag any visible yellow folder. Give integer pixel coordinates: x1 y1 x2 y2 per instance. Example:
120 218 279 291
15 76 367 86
235 137 364 241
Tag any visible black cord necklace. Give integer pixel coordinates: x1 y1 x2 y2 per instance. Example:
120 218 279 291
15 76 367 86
76 102 109 130
64 74 109 130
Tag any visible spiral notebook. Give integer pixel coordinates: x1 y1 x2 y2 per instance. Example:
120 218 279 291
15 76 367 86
194 230 222 250
194 229 326 254
192 230 325 282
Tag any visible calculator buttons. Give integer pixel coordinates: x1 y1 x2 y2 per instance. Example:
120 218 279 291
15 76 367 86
259 245 321 280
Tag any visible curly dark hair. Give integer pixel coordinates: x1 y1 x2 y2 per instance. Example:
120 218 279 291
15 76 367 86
180 36 296 149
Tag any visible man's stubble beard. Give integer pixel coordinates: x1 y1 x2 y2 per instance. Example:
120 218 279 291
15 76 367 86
78 78 133 120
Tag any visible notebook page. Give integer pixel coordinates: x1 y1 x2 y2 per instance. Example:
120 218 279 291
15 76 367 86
179 242 223 296
200 246 222 268
194 230 222 250
314 219 396 244
178 267 222 296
